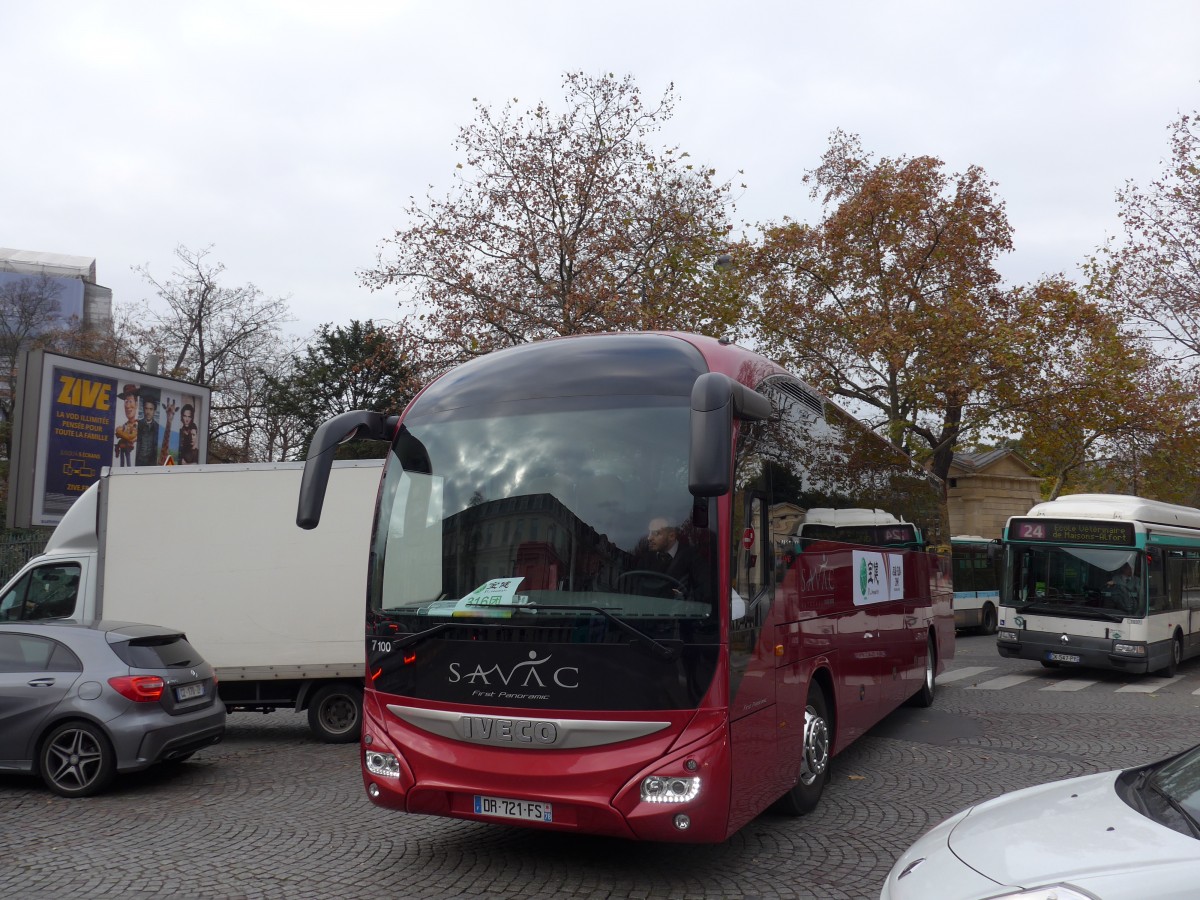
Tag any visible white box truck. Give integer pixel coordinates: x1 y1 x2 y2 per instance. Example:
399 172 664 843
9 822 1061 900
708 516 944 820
0 460 382 742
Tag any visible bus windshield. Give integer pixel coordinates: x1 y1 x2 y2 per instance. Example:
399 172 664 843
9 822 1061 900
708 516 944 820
371 397 718 640
1005 544 1144 618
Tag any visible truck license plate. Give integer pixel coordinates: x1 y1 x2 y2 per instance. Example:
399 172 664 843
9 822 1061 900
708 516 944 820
176 683 205 701
473 794 553 823
1047 652 1081 663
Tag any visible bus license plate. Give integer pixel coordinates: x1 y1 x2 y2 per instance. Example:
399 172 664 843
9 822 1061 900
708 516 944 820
474 794 553 823
175 683 205 701
1047 652 1081 664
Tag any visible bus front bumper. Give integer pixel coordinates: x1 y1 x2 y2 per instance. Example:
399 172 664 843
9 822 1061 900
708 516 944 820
996 631 1151 673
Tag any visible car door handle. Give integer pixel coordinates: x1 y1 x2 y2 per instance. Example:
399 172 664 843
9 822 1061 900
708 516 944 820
27 677 55 687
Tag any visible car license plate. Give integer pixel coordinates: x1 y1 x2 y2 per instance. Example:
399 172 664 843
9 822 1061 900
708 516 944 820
473 794 553 823
175 683 205 701
1047 652 1081 663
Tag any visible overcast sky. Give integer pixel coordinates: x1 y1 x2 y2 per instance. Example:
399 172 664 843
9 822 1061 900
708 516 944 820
3 1 1199 340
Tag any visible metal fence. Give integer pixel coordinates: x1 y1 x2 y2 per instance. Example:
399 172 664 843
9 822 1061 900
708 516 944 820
0 531 50 585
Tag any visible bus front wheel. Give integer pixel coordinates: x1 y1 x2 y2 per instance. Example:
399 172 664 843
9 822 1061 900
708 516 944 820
775 684 831 816
1154 634 1183 678
980 604 997 635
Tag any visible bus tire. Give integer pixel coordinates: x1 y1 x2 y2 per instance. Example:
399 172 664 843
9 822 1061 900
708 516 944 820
908 635 937 707
775 684 831 816
1154 634 1183 678
307 683 363 744
980 604 997 635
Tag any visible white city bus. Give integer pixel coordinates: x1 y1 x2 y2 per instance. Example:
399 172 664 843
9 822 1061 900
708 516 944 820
950 536 1002 634
997 494 1200 675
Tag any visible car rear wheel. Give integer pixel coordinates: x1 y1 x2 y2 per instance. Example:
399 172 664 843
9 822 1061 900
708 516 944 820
307 683 363 743
39 721 116 798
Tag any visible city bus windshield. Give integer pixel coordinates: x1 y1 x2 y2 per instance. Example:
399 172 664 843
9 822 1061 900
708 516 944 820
370 397 718 643
1005 544 1144 619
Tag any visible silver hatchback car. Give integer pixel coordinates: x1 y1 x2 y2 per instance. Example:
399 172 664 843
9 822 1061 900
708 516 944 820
0 619 225 797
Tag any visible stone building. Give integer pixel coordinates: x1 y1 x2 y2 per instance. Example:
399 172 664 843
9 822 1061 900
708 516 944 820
946 449 1042 539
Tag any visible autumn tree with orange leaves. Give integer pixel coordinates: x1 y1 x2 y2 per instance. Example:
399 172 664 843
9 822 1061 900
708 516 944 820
743 130 1136 487
364 72 741 368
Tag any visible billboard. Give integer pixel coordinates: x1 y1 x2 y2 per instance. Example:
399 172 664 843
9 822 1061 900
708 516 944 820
9 351 212 527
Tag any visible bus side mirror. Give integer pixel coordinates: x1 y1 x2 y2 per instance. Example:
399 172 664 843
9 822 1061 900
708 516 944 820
297 410 396 529
689 373 772 497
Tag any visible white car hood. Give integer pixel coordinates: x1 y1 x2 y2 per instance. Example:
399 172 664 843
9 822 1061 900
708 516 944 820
948 771 1200 887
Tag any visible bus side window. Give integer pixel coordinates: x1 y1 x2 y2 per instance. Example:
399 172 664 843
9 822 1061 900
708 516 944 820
1147 553 1168 613
1167 552 1185 612
1184 553 1200 610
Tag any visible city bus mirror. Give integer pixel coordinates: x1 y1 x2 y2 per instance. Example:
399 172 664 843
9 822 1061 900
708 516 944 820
688 373 772 497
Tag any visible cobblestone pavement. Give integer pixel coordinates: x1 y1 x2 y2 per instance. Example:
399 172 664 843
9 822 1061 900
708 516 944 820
3 633 1199 900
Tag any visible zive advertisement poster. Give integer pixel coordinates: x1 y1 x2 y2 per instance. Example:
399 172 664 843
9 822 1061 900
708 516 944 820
26 353 211 526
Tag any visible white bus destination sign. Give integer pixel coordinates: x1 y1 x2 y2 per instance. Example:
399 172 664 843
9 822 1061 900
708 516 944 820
1010 518 1136 547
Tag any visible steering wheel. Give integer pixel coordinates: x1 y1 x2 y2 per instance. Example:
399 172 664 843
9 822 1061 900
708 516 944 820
617 570 686 594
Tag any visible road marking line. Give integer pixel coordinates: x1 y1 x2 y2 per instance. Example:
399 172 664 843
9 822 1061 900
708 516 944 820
1116 676 1183 693
967 675 1037 690
937 666 996 683
1041 679 1100 691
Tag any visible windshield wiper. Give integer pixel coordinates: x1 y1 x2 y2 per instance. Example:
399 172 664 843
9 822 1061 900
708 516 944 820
1019 603 1124 622
1149 781 1200 838
387 605 682 661
497 603 682 661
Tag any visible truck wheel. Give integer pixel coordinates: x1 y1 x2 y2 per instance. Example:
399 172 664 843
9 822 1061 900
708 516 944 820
307 683 363 743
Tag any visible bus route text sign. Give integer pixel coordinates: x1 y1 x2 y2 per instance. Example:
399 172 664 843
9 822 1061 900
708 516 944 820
1009 518 1136 547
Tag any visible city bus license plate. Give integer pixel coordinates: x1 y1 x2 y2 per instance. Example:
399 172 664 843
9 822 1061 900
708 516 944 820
175 683 205 700
1047 652 1081 664
474 794 553 823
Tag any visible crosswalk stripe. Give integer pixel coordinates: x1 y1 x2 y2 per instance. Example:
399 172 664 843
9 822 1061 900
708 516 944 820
1041 679 1100 691
967 675 1038 690
1116 676 1184 693
937 666 996 683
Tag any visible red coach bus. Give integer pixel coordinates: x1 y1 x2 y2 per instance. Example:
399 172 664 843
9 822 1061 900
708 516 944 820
296 332 953 842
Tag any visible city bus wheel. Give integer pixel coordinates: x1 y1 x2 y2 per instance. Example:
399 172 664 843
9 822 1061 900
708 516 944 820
775 685 831 816
1154 634 1183 678
307 683 363 744
980 604 997 635
908 636 936 708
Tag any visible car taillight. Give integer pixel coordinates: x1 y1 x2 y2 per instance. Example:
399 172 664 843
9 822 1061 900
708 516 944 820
108 675 166 702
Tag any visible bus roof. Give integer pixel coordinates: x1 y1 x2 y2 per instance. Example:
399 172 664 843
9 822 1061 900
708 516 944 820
1018 493 1200 530
803 508 905 526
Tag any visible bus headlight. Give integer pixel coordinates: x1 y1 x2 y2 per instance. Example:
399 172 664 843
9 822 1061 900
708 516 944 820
365 751 401 777
998 630 1018 642
640 775 701 803
1113 642 1146 656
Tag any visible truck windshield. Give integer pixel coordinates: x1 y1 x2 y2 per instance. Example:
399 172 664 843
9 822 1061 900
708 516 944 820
370 397 718 642
1004 544 1143 618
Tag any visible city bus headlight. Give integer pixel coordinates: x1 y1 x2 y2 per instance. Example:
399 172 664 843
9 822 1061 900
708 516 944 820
365 750 401 777
640 775 701 803
1113 642 1146 656
998 630 1018 642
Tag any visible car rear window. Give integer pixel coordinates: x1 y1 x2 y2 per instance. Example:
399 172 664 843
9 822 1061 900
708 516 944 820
110 635 203 668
